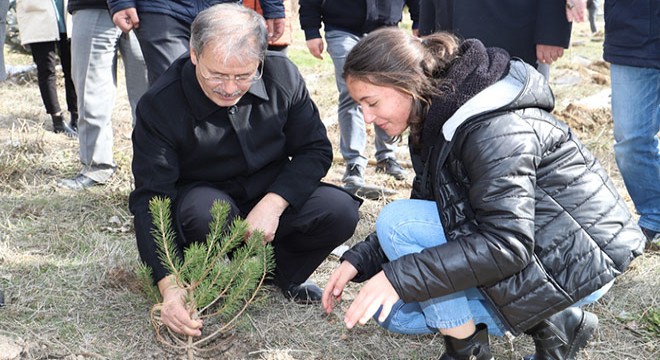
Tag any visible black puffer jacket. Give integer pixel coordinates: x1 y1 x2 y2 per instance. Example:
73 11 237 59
342 60 644 335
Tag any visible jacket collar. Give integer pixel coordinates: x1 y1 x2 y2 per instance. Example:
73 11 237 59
442 60 531 141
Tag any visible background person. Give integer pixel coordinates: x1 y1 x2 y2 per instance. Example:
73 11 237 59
16 0 77 136
58 0 148 190
0 0 9 81
323 28 645 360
298 0 419 200
107 0 285 85
603 0 660 247
129 4 361 337
417 0 572 79
243 0 293 54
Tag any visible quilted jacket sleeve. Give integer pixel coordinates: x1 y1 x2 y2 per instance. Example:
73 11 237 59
340 232 389 283
382 114 540 302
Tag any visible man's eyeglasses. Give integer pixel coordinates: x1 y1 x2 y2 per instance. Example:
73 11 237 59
199 61 263 86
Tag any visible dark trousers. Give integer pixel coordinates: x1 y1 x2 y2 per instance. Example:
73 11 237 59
175 184 361 288
29 35 77 115
587 0 599 33
134 12 190 85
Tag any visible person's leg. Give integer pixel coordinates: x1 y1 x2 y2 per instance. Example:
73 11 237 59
271 185 360 287
374 199 506 337
29 41 61 116
133 12 190 85
175 185 241 246
587 0 598 33
373 126 398 163
325 30 367 174
611 64 660 236
536 62 550 80
69 9 120 184
117 31 148 126
57 35 78 120
0 0 9 81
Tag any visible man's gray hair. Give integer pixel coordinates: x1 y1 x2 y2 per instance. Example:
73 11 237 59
190 3 268 64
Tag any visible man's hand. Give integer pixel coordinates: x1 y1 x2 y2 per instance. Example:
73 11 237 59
244 193 289 243
322 261 359 314
566 0 587 22
536 44 565 65
266 18 285 44
343 271 400 329
305 38 324 60
157 276 203 337
112 8 140 33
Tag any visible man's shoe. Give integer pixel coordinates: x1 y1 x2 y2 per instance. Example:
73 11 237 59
342 163 365 187
343 183 397 200
58 174 100 191
524 307 598 360
282 281 323 305
641 227 660 251
376 158 407 180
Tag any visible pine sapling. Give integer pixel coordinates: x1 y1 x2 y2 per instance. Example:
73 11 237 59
137 196 274 359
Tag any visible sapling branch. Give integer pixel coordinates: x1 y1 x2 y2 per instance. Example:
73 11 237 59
141 196 274 358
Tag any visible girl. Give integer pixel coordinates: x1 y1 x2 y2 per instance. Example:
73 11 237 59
322 28 644 360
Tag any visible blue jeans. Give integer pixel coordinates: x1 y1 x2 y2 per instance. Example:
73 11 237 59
373 199 612 336
325 29 396 167
611 64 660 233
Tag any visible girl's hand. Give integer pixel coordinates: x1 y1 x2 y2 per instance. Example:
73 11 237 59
322 261 358 314
343 271 400 329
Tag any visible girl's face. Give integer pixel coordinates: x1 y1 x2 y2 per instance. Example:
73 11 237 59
346 77 413 137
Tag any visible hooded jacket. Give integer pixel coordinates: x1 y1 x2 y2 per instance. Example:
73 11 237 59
342 59 644 335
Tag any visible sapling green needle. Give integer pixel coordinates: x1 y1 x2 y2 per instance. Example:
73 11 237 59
138 196 275 358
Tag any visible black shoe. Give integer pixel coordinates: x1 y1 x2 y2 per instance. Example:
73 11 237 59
69 112 78 131
342 163 365 187
282 281 322 305
376 158 407 180
524 307 598 360
51 114 77 138
641 227 660 251
439 323 493 360
58 174 100 191
343 183 397 200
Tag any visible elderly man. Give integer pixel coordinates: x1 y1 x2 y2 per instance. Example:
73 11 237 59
129 4 361 336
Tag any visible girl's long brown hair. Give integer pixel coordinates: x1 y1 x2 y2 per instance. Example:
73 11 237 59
343 28 460 147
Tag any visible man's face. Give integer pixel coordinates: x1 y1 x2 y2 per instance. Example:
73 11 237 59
190 48 261 108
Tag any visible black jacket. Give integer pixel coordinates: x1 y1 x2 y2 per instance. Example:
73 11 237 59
342 60 644 335
418 0 572 67
68 0 110 12
107 0 284 24
299 0 419 40
129 51 332 283
603 0 660 69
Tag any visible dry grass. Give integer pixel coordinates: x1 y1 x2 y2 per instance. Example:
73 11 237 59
0 14 659 360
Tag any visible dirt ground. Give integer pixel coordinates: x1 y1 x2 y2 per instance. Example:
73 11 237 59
0 12 659 360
